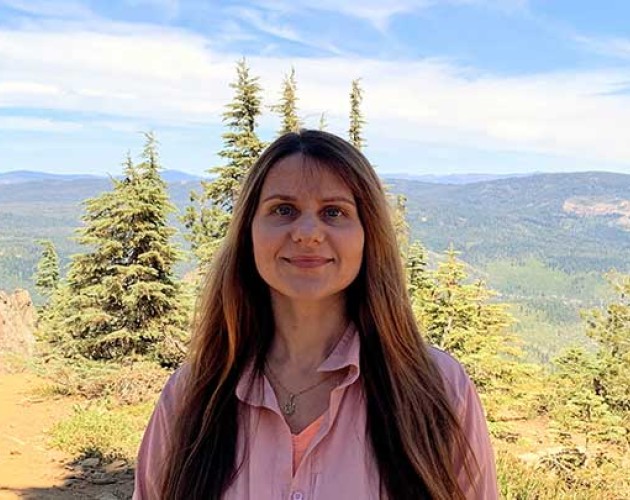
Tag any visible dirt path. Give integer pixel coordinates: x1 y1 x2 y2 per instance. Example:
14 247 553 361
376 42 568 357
0 372 134 499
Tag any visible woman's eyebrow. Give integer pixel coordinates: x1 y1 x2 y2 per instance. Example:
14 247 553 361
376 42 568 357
261 194 356 206
321 196 356 206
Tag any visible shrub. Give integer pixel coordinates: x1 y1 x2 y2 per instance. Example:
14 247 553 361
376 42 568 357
50 401 154 463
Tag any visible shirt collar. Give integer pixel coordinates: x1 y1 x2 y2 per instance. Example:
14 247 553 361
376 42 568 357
235 323 361 409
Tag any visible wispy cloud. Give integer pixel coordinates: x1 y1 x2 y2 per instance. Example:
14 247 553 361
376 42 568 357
123 0 180 20
574 34 630 61
248 0 431 32
248 0 528 32
227 6 311 45
223 5 344 55
0 116 83 132
0 0 93 19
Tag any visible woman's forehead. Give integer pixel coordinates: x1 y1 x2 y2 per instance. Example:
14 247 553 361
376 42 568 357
260 154 354 199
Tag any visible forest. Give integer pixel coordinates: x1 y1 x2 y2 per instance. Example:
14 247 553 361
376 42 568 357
1 60 629 498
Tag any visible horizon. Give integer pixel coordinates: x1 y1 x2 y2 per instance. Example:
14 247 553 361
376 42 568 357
2 1 630 177
2 167 629 181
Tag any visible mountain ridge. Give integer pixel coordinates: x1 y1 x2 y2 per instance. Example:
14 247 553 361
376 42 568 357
0 169 203 185
2 170 629 288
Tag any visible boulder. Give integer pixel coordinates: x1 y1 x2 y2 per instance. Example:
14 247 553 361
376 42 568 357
0 289 37 356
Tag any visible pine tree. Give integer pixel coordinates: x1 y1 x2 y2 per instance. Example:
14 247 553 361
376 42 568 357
546 274 630 449
412 246 522 391
582 273 630 412
318 112 328 131
349 78 366 150
392 194 410 258
34 240 60 298
184 58 265 266
551 347 626 448
49 134 189 366
405 240 433 301
271 67 301 135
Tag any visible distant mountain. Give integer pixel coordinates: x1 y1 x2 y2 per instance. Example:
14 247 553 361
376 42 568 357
3 170 629 282
0 169 203 185
0 170 101 184
161 170 204 182
1 169 525 186
387 171 630 273
382 173 535 184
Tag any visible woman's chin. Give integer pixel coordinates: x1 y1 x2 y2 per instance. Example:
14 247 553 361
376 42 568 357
270 285 345 303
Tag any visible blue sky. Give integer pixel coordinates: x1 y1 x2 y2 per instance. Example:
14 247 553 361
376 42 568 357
1 0 630 176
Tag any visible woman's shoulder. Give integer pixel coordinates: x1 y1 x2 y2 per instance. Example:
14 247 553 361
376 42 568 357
156 363 191 409
426 347 499 498
426 346 474 415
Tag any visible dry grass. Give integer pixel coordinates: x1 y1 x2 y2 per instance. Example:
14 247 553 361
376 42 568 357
50 400 155 463
33 355 169 405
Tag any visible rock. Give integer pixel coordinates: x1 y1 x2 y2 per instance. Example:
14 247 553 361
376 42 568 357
104 459 128 474
0 289 37 356
96 493 120 500
89 476 118 485
80 457 101 468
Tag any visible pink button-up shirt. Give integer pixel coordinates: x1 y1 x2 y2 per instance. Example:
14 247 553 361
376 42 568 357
133 326 498 499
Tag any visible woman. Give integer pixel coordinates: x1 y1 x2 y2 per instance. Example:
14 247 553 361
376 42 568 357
133 130 498 499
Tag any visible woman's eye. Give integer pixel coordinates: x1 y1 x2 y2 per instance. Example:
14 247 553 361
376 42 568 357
274 204 295 217
323 207 344 218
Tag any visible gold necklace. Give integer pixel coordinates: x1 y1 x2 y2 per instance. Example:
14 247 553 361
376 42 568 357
264 324 349 416
265 364 338 416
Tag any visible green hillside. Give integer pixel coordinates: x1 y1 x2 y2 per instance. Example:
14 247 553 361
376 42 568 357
2 171 629 362
0 179 196 298
386 171 630 273
386 171 630 361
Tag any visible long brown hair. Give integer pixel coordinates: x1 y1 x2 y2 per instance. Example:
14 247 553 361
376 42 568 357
160 130 476 499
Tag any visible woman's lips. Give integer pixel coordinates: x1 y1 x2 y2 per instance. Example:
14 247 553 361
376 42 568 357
283 256 333 268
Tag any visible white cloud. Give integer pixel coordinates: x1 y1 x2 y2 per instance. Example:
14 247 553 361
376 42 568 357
0 81 61 97
0 22 235 123
0 116 83 132
1 18 630 167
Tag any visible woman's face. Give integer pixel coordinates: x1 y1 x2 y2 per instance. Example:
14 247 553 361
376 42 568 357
251 154 365 303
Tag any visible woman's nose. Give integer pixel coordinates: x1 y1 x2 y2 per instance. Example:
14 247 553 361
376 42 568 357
291 213 324 244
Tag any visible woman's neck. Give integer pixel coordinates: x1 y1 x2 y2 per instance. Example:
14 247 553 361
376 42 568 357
267 292 348 375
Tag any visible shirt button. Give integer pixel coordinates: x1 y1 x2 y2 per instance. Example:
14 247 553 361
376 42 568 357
291 491 305 500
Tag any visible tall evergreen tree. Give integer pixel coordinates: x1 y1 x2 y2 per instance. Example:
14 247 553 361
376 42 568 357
184 58 265 265
405 240 433 301
271 67 301 135
582 273 630 412
34 240 60 298
550 347 626 448
318 112 328 131
412 246 522 392
392 194 410 258
349 78 366 150
547 274 630 448
49 135 188 366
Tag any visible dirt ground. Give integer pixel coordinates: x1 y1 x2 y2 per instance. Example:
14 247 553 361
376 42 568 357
0 372 134 500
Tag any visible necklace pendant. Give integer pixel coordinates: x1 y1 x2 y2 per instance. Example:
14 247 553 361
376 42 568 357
283 394 296 416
